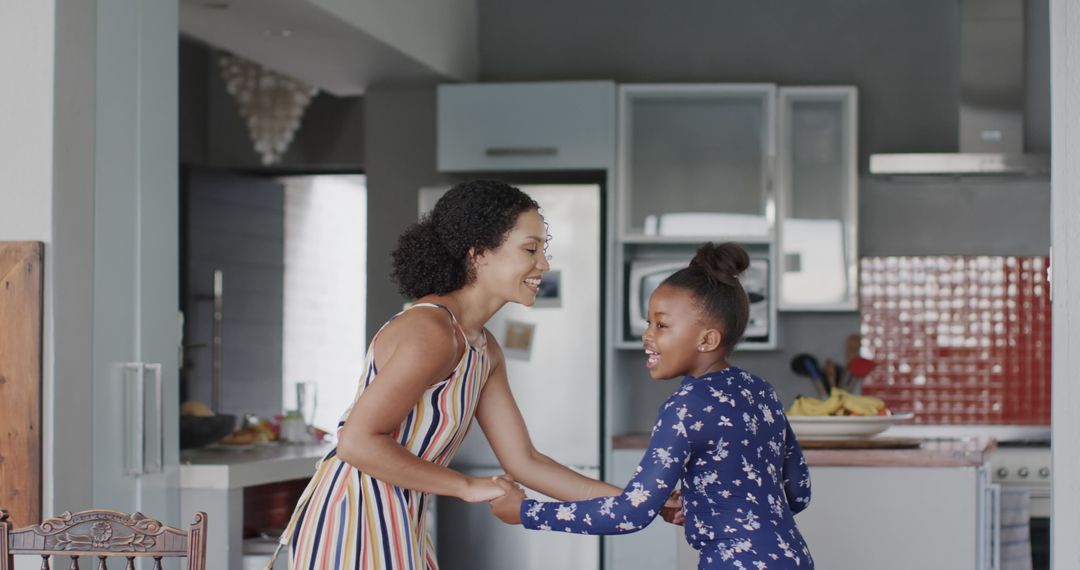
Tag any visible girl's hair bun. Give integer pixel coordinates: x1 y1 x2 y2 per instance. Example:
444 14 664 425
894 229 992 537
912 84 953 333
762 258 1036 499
690 242 751 287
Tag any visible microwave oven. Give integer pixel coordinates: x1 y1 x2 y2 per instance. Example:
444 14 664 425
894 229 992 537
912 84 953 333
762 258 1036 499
626 257 770 343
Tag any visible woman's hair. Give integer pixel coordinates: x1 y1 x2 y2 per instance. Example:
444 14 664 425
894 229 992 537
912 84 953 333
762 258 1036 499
391 179 540 298
662 242 751 355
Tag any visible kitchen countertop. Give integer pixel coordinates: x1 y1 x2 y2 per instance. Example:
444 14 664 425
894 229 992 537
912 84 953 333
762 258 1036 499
180 441 334 490
612 435 995 468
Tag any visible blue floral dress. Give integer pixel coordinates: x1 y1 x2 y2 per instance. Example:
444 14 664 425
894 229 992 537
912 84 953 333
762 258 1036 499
521 367 814 569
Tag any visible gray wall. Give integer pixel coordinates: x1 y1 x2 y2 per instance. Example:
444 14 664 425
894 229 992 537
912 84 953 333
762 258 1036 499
183 170 285 419
363 2 1052 424
478 0 1051 159
362 88 461 342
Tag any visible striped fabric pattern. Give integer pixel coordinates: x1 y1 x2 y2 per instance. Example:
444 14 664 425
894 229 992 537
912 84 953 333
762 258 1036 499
282 304 489 569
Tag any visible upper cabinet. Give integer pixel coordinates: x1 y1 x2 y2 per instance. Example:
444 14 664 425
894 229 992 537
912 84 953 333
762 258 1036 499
617 84 777 242
437 81 616 172
776 87 859 310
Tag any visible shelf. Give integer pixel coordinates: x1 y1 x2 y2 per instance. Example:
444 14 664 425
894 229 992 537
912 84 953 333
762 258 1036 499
619 234 774 245
615 338 777 351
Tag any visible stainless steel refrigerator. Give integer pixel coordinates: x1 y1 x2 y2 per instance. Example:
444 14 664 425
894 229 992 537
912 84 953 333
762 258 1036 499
418 184 603 570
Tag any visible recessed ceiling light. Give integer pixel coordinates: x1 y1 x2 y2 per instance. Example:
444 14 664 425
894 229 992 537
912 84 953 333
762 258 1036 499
264 28 294 39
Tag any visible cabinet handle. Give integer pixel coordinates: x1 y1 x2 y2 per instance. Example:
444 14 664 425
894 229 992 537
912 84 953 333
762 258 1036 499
987 483 1001 570
121 362 145 476
144 363 164 474
484 146 558 157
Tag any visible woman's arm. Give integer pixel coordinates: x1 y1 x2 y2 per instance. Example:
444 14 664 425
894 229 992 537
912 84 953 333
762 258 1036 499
335 309 505 503
493 391 704 535
475 336 622 501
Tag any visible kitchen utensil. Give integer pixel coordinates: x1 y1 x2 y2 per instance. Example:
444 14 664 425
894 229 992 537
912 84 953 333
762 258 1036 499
824 358 838 390
847 356 877 391
791 353 829 396
843 333 861 387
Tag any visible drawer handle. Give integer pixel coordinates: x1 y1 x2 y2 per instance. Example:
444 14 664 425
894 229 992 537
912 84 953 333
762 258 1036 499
485 146 558 157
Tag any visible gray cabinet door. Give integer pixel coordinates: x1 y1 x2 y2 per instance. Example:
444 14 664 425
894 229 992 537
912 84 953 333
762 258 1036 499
438 81 616 172
92 0 179 525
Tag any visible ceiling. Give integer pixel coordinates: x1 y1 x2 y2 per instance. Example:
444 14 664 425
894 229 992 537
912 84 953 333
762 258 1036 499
179 0 466 96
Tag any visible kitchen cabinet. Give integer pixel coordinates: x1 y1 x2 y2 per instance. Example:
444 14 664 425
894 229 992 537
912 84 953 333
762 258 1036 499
437 81 616 172
180 442 333 570
675 441 1000 570
776 87 859 310
91 0 180 524
617 84 776 240
614 84 779 351
794 464 997 570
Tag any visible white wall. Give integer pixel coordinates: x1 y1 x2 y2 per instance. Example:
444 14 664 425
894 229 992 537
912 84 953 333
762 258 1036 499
1050 1 1080 567
0 0 54 240
0 0 72 530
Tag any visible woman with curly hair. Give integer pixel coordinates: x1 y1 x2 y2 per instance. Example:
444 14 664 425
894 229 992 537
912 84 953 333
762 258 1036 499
270 179 626 569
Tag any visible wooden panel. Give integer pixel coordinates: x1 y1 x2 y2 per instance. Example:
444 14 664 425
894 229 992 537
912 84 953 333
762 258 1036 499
0 242 43 525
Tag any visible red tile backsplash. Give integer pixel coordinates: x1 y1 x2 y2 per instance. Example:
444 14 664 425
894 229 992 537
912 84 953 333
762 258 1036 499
859 256 1051 425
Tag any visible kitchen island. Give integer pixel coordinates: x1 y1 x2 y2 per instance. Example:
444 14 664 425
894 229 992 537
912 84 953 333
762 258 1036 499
180 442 333 570
610 436 998 570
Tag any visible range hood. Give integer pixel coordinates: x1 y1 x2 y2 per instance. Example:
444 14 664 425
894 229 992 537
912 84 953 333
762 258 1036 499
869 0 1049 176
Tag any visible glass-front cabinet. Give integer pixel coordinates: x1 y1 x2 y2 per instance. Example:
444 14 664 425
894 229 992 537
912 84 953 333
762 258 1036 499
616 84 780 350
618 84 777 242
776 87 859 310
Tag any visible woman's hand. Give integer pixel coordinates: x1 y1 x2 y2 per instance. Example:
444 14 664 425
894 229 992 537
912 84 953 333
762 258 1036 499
488 476 526 524
660 489 684 526
460 476 509 503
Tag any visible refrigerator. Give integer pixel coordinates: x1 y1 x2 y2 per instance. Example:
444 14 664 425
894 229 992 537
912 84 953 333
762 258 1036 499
418 184 603 570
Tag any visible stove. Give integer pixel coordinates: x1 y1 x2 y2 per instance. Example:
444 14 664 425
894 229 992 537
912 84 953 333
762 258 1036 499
988 442 1052 517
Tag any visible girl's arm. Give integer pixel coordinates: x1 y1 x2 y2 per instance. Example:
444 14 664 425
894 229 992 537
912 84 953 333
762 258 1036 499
782 422 812 514
335 309 505 503
494 391 705 535
475 336 623 501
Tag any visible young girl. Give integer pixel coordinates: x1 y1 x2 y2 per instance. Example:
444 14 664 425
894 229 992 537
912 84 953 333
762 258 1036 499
491 242 814 569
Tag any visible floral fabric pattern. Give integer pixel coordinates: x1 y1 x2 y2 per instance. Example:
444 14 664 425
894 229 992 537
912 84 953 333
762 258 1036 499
520 367 814 569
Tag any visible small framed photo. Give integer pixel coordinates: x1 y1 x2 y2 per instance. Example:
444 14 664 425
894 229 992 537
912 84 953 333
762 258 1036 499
502 320 536 361
534 270 561 309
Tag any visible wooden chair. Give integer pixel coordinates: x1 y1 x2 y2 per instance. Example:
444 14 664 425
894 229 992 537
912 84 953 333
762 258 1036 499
0 508 206 570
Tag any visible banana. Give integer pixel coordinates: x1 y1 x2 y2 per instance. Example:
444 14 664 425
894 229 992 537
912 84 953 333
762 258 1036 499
835 388 886 416
788 389 888 417
788 391 843 416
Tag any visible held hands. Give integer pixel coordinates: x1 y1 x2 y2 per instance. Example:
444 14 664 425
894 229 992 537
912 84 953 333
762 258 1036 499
488 475 526 525
461 475 509 503
660 489 685 526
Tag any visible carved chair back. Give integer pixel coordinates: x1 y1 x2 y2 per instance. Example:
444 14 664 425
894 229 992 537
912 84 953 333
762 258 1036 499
0 509 206 570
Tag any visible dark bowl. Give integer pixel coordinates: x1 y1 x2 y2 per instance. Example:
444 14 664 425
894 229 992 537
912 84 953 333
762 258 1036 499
180 414 238 449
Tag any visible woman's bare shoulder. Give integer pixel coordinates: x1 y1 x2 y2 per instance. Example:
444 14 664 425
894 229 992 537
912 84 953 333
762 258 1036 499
376 306 461 363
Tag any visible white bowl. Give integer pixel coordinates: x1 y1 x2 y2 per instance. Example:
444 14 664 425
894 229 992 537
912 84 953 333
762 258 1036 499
789 412 915 440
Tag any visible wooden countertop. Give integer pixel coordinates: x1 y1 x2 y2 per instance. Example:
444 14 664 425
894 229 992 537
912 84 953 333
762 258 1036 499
612 435 995 468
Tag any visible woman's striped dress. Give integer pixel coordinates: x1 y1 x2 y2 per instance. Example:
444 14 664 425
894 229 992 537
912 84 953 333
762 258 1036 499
276 303 490 569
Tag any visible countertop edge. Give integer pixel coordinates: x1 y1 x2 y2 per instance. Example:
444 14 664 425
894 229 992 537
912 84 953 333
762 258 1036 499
612 434 996 468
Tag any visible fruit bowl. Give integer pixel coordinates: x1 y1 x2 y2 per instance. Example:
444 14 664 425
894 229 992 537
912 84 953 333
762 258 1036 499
789 412 915 440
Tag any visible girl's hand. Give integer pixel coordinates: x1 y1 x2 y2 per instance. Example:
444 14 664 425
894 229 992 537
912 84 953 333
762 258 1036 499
489 476 526 524
660 489 684 526
461 476 508 503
